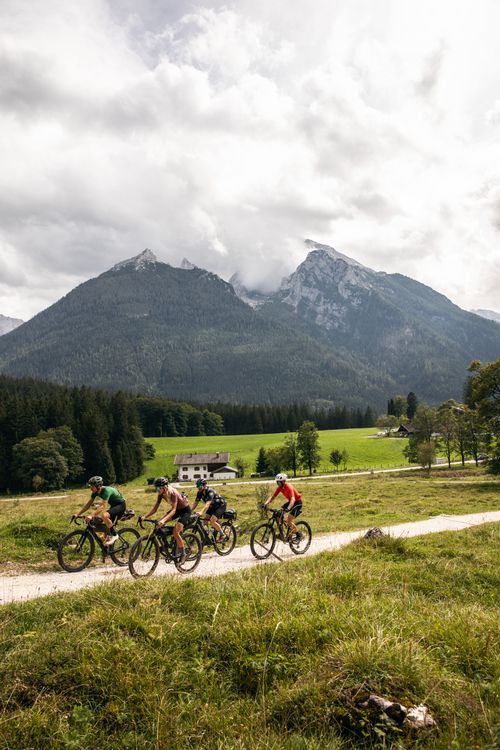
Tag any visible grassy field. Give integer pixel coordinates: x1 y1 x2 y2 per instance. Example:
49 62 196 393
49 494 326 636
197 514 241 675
0 468 499 573
134 428 409 485
0 522 498 749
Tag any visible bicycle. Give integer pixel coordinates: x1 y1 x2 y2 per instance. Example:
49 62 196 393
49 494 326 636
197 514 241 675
250 506 312 559
57 511 139 572
187 508 238 556
128 518 202 578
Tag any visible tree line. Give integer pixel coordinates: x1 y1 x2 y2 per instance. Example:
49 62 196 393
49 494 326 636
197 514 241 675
380 361 500 473
0 376 145 492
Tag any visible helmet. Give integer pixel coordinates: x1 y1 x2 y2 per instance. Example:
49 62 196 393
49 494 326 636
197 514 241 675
275 473 287 483
154 476 169 488
196 478 207 489
87 475 103 487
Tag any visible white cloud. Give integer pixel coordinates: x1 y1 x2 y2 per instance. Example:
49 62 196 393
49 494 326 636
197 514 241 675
0 0 500 319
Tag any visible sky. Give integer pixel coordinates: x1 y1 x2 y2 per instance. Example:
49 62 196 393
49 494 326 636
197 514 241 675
1 0 500 320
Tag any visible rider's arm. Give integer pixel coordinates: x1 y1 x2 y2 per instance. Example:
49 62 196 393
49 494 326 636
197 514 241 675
264 486 280 507
75 497 93 516
158 493 176 525
86 499 106 520
199 500 212 517
142 496 161 520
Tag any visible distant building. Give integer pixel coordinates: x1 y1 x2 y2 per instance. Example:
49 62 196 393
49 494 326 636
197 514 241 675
397 423 415 437
174 452 238 481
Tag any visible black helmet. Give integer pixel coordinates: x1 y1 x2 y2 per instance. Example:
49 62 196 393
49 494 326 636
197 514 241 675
196 478 207 489
154 476 169 488
87 475 103 487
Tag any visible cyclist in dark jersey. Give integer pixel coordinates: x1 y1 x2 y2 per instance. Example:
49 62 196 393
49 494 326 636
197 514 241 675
73 476 126 545
140 477 191 562
192 478 227 540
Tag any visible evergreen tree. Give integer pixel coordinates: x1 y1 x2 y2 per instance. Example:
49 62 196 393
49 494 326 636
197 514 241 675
255 447 268 474
406 392 418 421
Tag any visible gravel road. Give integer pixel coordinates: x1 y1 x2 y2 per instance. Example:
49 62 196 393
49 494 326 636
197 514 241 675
1 510 499 605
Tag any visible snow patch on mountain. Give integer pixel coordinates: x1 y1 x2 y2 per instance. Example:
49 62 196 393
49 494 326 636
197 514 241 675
111 249 157 272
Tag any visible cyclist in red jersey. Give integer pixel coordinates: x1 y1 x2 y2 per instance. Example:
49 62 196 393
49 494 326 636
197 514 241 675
263 472 303 538
140 477 191 562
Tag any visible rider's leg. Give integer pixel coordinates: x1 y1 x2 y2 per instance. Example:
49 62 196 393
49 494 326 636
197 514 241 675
173 521 185 554
209 514 222 534
102 510 113 531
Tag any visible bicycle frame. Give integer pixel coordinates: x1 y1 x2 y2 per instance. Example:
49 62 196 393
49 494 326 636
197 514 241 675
138 518 181 563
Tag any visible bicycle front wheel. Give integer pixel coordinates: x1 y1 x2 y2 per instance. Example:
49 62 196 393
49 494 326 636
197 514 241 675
175 532 202 574
57 530 95 572
250 522 276 559
109 527 140 566
289 521 312 555
128 535 160 578
214 522 237 556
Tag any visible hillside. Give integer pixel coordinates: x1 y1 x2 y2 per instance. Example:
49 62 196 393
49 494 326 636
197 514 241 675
260 240 500 403
0 251 382 406
1 243 499 406
0 314 23 336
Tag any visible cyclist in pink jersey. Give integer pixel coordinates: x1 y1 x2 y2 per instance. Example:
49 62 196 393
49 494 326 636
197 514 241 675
263 472 303 537
140 477 191 562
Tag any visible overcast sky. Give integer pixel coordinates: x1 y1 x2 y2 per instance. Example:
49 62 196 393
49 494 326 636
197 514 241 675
1 0 500 320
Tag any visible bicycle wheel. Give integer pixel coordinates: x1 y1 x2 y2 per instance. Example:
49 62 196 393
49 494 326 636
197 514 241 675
57 530 95 572
174 532 202 574
109 527 140 566
128 535 160 578
214 522 237 556
289 521 312 555
250 522 276 559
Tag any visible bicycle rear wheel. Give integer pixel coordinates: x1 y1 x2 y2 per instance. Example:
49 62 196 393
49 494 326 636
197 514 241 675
57 530 95 572
174 532 202 574
289 521 312 555
128 535 160 578
109 527 140 566
214 522 237 556
250 522 276 559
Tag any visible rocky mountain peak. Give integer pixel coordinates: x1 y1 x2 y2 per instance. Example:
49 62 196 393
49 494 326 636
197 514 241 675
111 249 157 272
180 258 198 270
0 314 24 336
304 239 370 271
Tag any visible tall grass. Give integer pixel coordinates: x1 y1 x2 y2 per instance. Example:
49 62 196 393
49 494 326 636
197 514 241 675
0 524 498 749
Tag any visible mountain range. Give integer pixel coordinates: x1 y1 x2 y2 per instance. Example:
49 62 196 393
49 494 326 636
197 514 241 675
0 241 499 409
471 308 500 324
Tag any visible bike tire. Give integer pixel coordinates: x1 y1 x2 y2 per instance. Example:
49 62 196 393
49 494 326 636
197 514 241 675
289 520 312 555
128 535 160 578
109 526 140 566
214 521 237 556
250 522 276 559
57 529 95 572
174 531 202 574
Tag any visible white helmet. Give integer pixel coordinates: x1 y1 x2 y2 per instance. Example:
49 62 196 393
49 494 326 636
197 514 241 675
275 473 288 483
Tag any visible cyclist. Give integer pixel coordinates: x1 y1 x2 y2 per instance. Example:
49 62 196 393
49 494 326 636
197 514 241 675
192 478 226 541
140 477 191 562
263 473 303 539
73 476 126 546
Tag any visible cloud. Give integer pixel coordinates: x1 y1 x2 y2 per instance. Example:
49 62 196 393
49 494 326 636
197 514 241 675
0 0 500 319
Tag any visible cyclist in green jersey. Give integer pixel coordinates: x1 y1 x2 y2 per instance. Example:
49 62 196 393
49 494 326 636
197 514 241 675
73 476 126 546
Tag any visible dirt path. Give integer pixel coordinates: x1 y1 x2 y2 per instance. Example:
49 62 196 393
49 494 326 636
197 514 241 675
1 510 499 605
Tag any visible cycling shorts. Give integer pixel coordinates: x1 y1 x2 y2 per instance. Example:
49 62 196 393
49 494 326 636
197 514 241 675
282 501 302 518
207 500 226 519
172 506 192 527
108 502 126 524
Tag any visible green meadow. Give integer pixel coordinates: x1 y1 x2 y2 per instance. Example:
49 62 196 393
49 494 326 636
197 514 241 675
134 427 408 485
0 523 498 749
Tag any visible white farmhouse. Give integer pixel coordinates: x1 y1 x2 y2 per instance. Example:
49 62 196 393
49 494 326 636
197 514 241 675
174 452 239 482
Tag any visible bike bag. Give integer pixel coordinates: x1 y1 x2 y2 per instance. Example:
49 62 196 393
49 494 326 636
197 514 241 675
223 508 237 520
121 509 135 521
